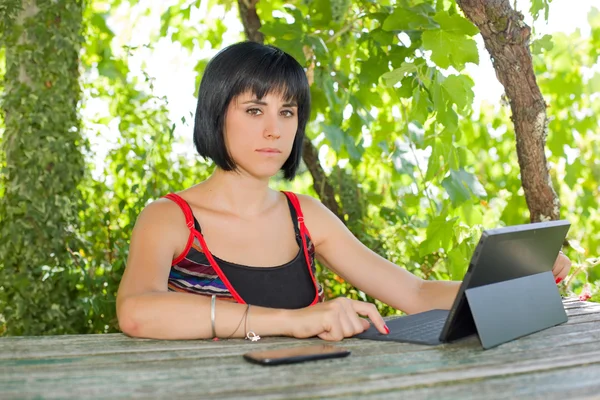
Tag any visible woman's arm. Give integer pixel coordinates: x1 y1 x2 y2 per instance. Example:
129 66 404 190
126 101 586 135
300 195 460 314
301 195 571 314
118 291 289 340
116 199 284 339
117 198 387 341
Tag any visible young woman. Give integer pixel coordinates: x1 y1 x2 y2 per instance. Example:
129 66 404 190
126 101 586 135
116 41 571 342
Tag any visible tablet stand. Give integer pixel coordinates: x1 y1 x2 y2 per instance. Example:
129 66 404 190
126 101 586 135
464 271 568 349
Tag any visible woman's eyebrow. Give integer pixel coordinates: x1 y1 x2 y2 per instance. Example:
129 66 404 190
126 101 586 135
241 99 298 107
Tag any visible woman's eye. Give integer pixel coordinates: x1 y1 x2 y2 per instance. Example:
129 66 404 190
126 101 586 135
281 110 295 117
247 108 262 115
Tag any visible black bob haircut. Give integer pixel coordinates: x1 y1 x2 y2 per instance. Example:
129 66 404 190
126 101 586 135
193 41 311 181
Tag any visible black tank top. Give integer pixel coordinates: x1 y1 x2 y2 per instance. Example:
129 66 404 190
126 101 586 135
165 192 324 309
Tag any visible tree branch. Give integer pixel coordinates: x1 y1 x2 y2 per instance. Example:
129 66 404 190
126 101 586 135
457 0 560 222
237 0 263 43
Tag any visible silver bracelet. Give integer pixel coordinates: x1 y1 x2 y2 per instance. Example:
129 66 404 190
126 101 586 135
211 294 217 339
245 304 261 342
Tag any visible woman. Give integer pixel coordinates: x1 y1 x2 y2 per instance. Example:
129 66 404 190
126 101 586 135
116 41 571 341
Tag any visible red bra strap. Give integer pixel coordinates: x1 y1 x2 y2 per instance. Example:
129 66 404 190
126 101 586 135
194 231 246 304
163 193 246 304
164 193 195 230
163 193 196 266
282 191 320 306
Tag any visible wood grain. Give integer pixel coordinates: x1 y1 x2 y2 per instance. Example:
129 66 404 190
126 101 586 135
1 299 598 399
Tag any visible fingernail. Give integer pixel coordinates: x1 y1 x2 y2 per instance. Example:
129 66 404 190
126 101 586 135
555 277 563 284
384 325 390 334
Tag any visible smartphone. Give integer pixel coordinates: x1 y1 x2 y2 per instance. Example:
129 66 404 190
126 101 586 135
243 344 351 366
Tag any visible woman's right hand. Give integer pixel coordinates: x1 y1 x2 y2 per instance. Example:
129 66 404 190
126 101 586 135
285 297 390 341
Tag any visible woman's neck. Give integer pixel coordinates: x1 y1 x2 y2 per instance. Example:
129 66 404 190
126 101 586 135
199 168 277 217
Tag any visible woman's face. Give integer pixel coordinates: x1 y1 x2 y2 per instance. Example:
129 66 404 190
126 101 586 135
223 90 299 179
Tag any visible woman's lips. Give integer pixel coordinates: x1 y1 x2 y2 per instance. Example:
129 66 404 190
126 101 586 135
256 148 281 153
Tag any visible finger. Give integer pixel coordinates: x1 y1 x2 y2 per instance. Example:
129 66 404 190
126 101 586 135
351 300 388 334
348 312 370 335
338 309 360 337
552 253 569 276
360 318 370 331
318 323 344 341
557 261 571 280
553 255 572 282
339 301 369 335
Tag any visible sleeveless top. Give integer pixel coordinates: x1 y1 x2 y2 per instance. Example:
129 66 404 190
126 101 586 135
164 191 325 309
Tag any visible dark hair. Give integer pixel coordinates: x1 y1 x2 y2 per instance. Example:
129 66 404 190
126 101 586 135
193 41 311 180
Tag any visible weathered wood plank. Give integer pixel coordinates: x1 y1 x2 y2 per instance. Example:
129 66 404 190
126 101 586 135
3 345 600 399
335 364 600 400
1 299 598 399
1 301 597 360
2 317 599 367
2 328 600 398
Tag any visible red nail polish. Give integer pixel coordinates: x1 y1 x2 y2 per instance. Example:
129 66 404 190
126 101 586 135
384 325 390 334
555 277 563 284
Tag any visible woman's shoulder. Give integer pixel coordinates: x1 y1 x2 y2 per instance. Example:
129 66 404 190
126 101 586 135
143 195 188 220
294 193 333 217
133 195 193 254
293 193 343 248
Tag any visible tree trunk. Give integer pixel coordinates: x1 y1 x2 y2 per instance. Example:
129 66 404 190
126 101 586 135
237 0 264 43
456 0 560 222
0 0 87 335
236 0 343 221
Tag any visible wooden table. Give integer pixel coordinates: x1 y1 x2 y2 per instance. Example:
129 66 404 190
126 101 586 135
2 298 600 399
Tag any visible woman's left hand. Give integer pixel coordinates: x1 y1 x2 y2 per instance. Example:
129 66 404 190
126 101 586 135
552 251 572 284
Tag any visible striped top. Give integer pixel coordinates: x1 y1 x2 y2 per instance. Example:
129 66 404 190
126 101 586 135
165 191 325 309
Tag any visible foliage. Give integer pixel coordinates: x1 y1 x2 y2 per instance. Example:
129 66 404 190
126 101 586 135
0 0 87 335
533 14 600 296
0 0 598 335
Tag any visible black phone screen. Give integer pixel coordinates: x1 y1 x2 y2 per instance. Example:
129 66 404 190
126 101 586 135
243 344 351 366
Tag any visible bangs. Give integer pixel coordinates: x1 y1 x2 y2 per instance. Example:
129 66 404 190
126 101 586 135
228 50 309 106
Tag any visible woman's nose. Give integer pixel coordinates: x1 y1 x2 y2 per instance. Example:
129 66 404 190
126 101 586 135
263 114 281 138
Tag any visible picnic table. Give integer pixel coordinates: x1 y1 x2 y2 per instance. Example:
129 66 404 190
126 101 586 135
1 298 599 399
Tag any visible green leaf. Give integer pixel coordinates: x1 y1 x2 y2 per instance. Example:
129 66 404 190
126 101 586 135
344 134 364 160
432 73 459 131
360 52 390 86
441 169 487 206
588 7 600 30
441 74 474 112
588 72 600 93
259 18 304 40
459 201 483 226
446 144 460 170
425 138 443 181
369 28 396 46
432 11 479 36
446 240 471 280
396 75 418 99
531 34 554 54
530 0 552 21
422 29 479 70
381 62 417 87
419 215 458 257
410 87 431 124
382 5 438 32
305 35 329 59
322 124 344 152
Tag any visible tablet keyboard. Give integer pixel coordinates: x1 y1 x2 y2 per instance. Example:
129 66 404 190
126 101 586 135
355 309 450 345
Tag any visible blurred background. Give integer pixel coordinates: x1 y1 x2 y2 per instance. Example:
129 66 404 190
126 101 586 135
0 0 598 336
